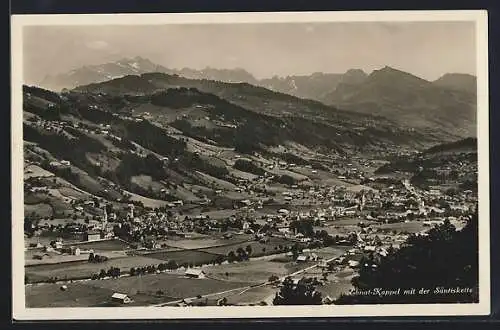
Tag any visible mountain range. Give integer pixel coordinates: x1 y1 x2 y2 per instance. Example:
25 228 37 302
23 73 443 209
39 57 260 92
321 66 477 137
36 56 477 138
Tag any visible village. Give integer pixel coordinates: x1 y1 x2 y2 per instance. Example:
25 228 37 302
24 150 476 307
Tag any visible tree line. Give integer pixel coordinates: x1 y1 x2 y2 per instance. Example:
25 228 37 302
335 208 479 304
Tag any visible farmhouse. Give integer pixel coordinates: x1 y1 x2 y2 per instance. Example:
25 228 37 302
238 199 253 207
84 230 102 242
278 208 290 215
70 246 81 256
184 269 206 279
348 260 360 268
363 245 377 253
111 293 132 304
277 226 290 234
296 255 308 263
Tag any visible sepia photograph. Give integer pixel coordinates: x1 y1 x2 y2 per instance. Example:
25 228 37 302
11 10 490 320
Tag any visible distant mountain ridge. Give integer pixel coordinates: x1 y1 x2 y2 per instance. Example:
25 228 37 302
321 66 477 138
259 69 368 101
433 73 477 94
36 57 476 139
39 56 368 100
39 56 261 92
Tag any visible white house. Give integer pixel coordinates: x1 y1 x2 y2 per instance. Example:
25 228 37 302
296 255 308 263
111 293 132 304
363 245 377 252
348 260 360 268
184 268 206 279
278 208 290 215
70 246 81 256
277 226 290 234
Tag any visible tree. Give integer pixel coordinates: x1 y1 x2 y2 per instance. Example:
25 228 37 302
268 275 279 283
290 219 314 237
291 244 300 260
245 245 252 255
215 255 225 265
273 277 322 305
227 251 237 263
236 247 247 261
217 297 228 306
336 208 479 304
167 260 179 270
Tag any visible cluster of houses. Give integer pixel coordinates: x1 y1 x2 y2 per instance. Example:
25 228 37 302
29 236 96 260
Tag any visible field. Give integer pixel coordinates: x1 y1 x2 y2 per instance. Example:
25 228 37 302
131 175 165 192
24 164 55 179
205 257 318 284
124 190 171 208
202 237 290 257
25 203 53 217
268 168 309 182
172 185 200 202
25 255 163 282
197 209 238 220
68 239 131 251
228 168 259 181
225 285 276 305
292 167 351 186
194 171 237 190
86 272 253 302
316 279 354 300
162 237 237 250
205 260 290 283
316 267 356 299
313 246 351 260
25 282 118 308
25 250 129 266
376 221 427 234
25 244 356 306
346 184 377 192
144 249 221 265
24 191 75 218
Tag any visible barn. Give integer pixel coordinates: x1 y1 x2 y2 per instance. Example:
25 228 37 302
111 293 132 304
184 269 206 279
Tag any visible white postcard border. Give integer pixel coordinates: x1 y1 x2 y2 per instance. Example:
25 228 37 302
11 10 490 320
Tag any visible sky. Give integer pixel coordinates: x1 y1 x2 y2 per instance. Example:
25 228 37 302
23 21 476 84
